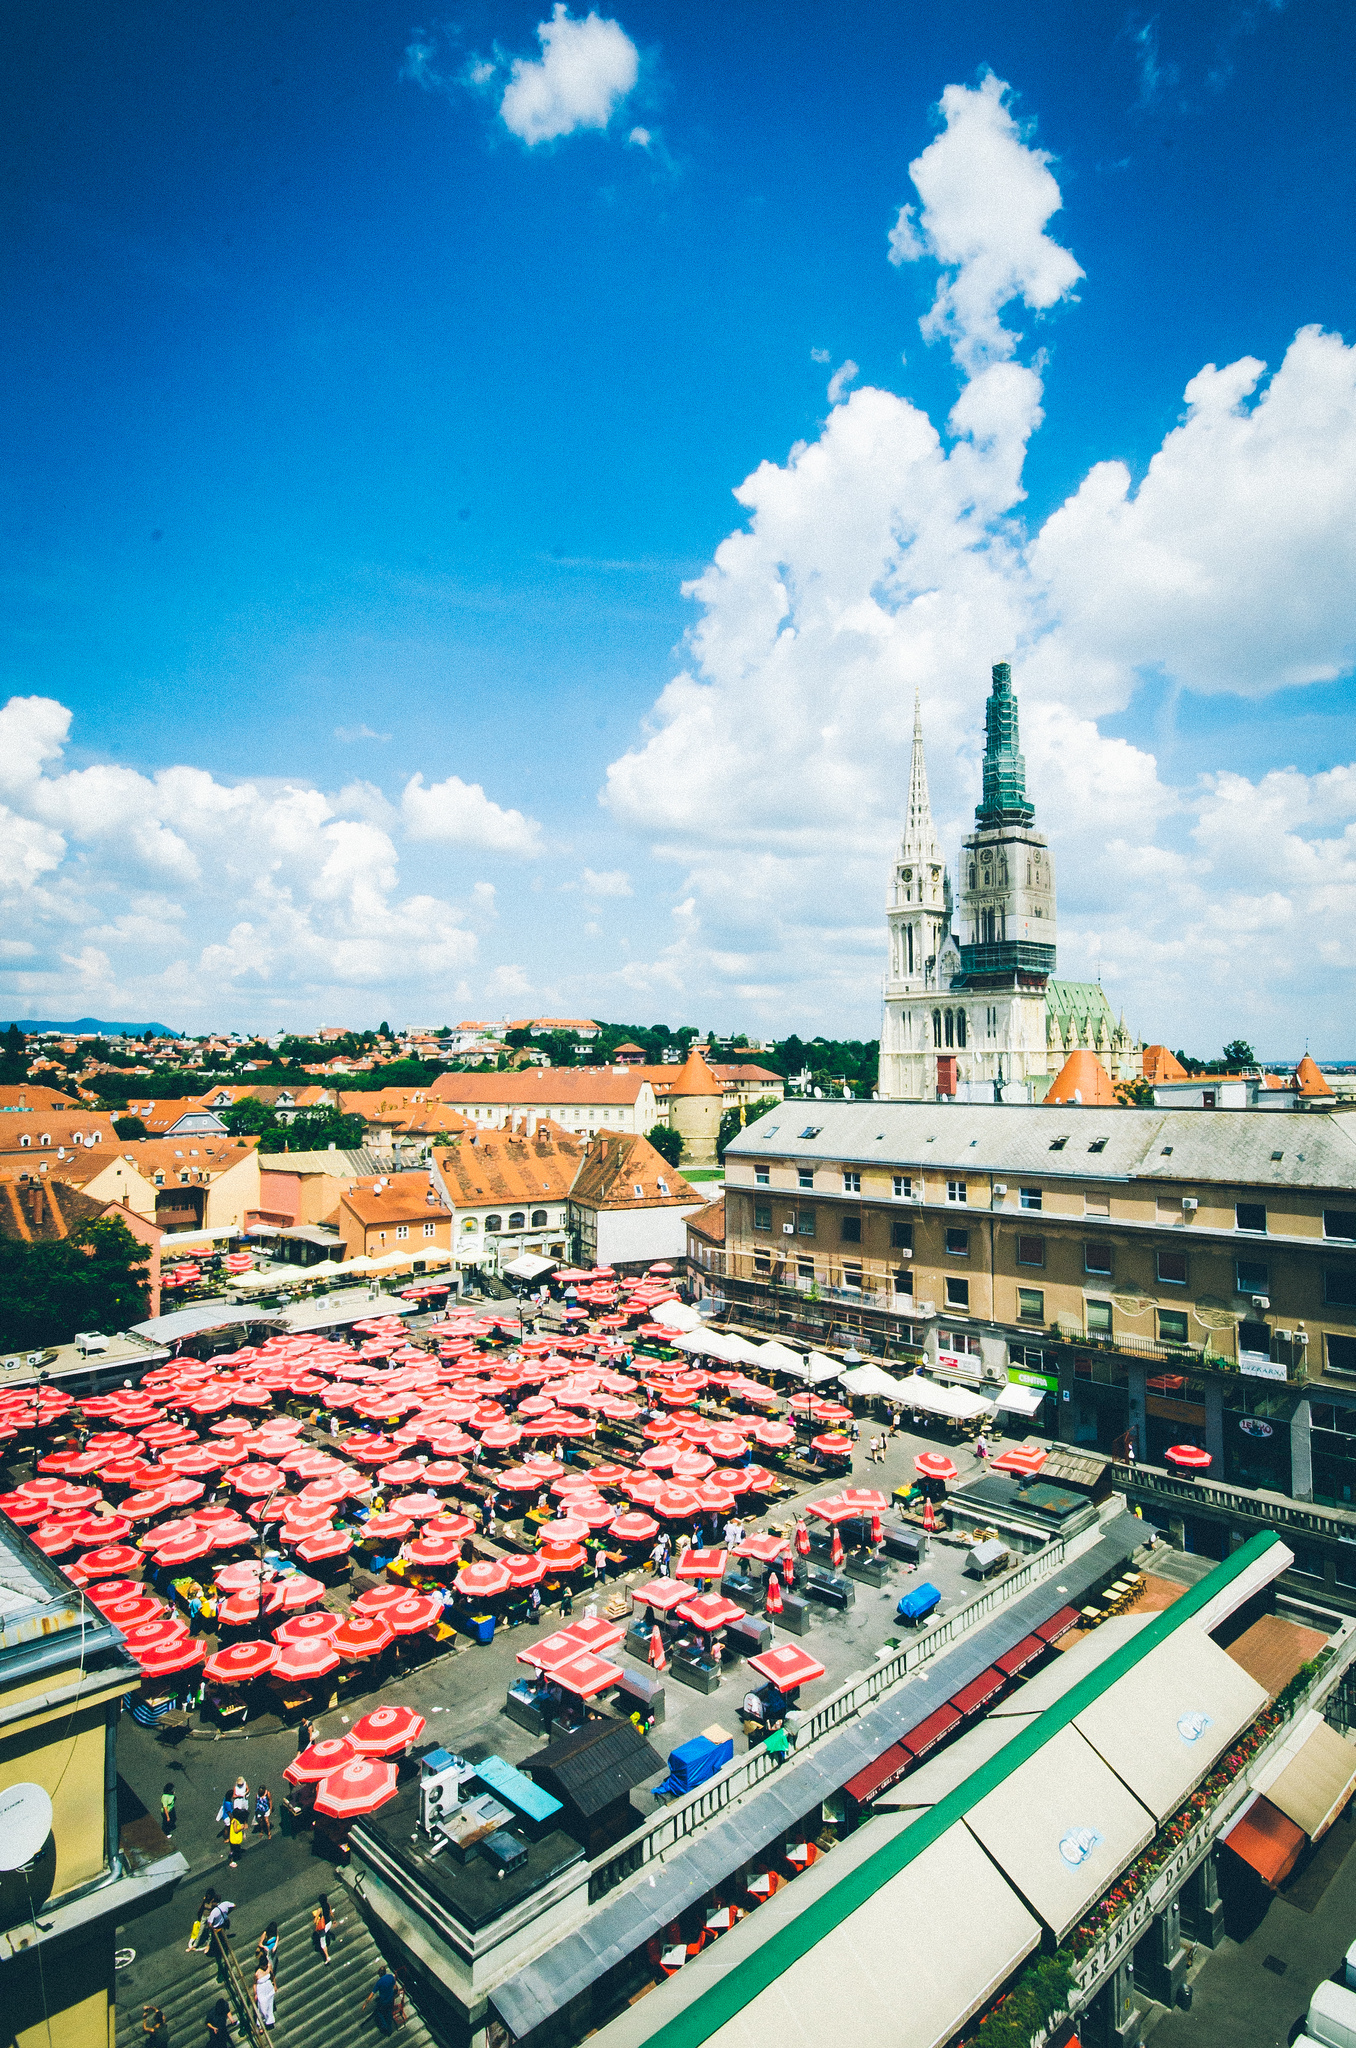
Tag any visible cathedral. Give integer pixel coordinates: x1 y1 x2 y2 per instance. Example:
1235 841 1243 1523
879 662 1141 1102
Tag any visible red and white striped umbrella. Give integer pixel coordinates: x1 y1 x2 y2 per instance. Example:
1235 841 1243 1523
121 1614 189 1652
1165 1443 1212 1472
500 1552 546 1588
99 1593 164 1628
204 1640 279 1683
382 1595 443 1637
79 1542 142 1577
914 1452 958 1483
331 1613 395 1659
405 1532 464 1567
609 1512 659 1543
274 1609 342 1645
454 1559 512 1599
360 1511 416 1542
294 1529 353 1563
350 1703 428 1755
284 1736 358 1785
134 1635 206 1678
313 1756 399 1819
676 1546 727 1581
273 1637 341 1682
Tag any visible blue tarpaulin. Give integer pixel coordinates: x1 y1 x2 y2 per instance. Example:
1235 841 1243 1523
653 1733 734 1799
897 1581 942 1624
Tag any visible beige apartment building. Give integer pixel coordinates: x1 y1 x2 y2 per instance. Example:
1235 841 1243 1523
720 1104 1356 1562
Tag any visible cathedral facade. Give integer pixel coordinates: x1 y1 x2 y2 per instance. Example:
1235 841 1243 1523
879 663 1140 1102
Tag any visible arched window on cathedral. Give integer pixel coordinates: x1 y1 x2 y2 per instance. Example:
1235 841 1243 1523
944 1011 954 1047
956 1010 967 1047
1026 861 1032 886
968 865 976 888
931 1009 941 1046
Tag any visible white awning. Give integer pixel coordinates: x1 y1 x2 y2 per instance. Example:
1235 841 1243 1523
898 1375 996 1421
756 1341 813 1376
1073 1626 1269 1823
650 1299 702 1331
996 1382 1046 1417
839 1364 912 1399
503 1252 558 1280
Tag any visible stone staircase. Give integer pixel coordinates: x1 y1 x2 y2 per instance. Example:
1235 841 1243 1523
118 1896 438 2048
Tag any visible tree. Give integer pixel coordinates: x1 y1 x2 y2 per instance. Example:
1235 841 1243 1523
113 1115 147 1139
1115 1079 1156 1109
645 1122 684 1167
1222 1039 1256 1068
0 1216 150 1351
717 1097 780 1161
0 1023 28 1085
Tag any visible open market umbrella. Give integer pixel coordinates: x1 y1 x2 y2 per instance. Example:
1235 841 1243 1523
1165 1443 1212 1472
676 1546 727 1581
121 1615 189 1653
272 1637 342 1682
295 1529 354 1563
454 1559 511 1600
609 1512 659 1543
134 1636 206 1679
80 1542 142 1577
914 1452 958 1483
313 1756 399 1820
675 1593 744 1632
501 1553 547 1589
350 1703 428 1755
284 1736 358 1786
552 1651 623 1699
837 1487 889 1512
382 1595 443 1636
331 1613 395 1659
204 1640 280 1683
747 1644 826 1690
274 1609 342 1644
406 1532 465 1567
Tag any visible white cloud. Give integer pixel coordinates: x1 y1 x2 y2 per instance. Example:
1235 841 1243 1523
335 723 391 743
401 774 545 856
627 126 650 149
497 6 638 147
603 69 1356 1050
826 359 859 406
581 866 633 897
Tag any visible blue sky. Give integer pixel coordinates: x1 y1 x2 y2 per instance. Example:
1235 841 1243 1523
2 1 1354 1053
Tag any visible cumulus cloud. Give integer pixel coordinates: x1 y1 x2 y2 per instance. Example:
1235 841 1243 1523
0 697 547 1024
580 866 633 897
603 69 1356 1047
826 359 859 407
401 775 544 856
335 723 391 743
497 6 638 147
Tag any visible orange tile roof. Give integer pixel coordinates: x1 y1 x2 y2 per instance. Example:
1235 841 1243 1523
0 1084 83 1112
0 1109 119 1152
1043 1051 1119 1108
686 1195 726 1245
340 1175 453 1227
1295 1054 1334 1097
430 1071 648 1106
568 1134 700 1212
707 1064 784 1086
433 1127 583 1206
635 1049 723 1098
1141 1045 1187 1085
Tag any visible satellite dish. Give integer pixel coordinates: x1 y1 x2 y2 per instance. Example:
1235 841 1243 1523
0 1783 53 1870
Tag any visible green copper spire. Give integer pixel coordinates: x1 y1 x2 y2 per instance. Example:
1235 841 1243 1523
975 661 1035 826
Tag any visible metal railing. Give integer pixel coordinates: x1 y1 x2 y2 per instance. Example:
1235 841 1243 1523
1071 1624 1356 2004
1112 1458 1356 1543
587 1527 1072 1901
208 1929 271 2048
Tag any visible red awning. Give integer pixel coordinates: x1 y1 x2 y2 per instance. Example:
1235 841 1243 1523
996 1635 1045 1678
950 1668 1005 1718
1035 1605 1080 1645
1221 1795 1306 1889
900 1704 962 1760
843 1743 912 1805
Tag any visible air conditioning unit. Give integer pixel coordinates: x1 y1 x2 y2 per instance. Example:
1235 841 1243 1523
1182 1197 1198 1212
1251 1294 1270 1310
898 1247 913 1259
783 1223 795 1235
916 1300 937 1317
993 1183 1007 1196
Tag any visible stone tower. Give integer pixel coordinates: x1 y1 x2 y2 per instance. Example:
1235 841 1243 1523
879 691 953 1099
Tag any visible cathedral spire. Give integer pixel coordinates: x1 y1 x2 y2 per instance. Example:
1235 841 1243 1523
976 661 1035 827
901 688 944 867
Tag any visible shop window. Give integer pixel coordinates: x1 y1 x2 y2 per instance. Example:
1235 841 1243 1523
1086 1299 1113 1336
841 1215 862 1244
1236 1202 1267 1233
946 1227 969 1256
1158 1309 1189 1345
1325 1269 1356 1307
939 1329 980 1355
1085 1242 1112 1276
945 1277 970 1310
1018 1287 1045 1322
1157 1249 1188 1286
1236 1259 1268 1296
796 1210 816 1237
1019 1187 1042 1211
1016 1235 1044 1267
754 1204 771 1232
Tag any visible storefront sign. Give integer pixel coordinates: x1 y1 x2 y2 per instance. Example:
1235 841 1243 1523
936 1348 980 1381
1237 1417 1275 1439
1240 1353 1286 1382
1009 1367 1059 1395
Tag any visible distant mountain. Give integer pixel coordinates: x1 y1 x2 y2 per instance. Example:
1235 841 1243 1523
0 1018 182 1038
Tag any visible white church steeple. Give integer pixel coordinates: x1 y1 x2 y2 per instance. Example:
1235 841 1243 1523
885 690 949 993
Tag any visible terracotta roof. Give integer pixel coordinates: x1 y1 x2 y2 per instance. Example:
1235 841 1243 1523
567 1133 701 1212
0 1085 82 1112
0 1110 119 1154
432 1128 583 1207
707 1064 784 1086
0 1171 115 1243
1141 1045 1187 1085
51 1136 260 1188
686 1195 726 1246
1043 1051 1119 1108
340 1175 453 1227
430 1071 648 1106
634 1049 723 1099
1295 1055 1334 1098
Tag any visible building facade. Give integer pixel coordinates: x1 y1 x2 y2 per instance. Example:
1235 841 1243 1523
880 665 1139 1102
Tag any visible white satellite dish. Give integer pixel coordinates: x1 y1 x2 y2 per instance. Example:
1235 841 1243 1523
0 1783 54 1870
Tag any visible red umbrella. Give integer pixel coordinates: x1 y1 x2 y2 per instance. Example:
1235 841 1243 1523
553 1652 624 1698
502 1553 547 1588
838 1487 888 1512
331 1613 395 1659
747 1644 826 1689
134 1636 206 1678
914 1452 958 1483
764 1572 783 1617
990 1444 1047 1478
454 1560 512 1599
676 1593 743 1632
382 1596 443 1636
80 1542 142 1577
83 1576 144 1606
272 1637 342 1682
275 1609 342 1644
649 1625 667 1671
610 1512 659 1543
350 1703 428 1755
923 1497 937 1533
230 1463 286 1498
653 1484 703 1520
794 1521 811 1557
422 1461 468 1489
204 1640 279 1683
150 1529 216 1566
1166 1443 1212 1473
99 1593 165 1628
406 1532 465 1567
807 1496 862 1525
376 1461 425 1489
829 1529 845 1570
284 1736 358 1786
811 1434 851 1458
295 1529 354 1563
70 1513 135 1545
313 1756 399 1819
121 1615 189 1652
676 1546 727 1581
360 1511 416 1542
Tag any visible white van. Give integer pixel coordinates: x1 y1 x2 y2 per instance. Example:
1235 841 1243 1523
1306 1981 1356 2048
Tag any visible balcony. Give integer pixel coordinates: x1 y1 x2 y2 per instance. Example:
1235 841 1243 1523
1112 1455 1356 1545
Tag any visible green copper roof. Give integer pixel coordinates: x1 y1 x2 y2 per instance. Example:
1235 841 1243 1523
977 661 1035 827
639 1530 1284 2048
1045 980 1116 1027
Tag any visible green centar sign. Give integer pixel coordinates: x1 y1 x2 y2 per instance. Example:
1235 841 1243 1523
1008 1367 1059 1394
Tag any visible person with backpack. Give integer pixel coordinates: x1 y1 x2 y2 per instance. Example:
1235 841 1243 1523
312 1895 335 1963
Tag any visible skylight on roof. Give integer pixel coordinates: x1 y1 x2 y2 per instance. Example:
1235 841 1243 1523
1161 1146 1173 1156
1049 1136 1068 1151
762 1125 778 1136
798 1126 822 1140
1088 1137 1108 1153
1272 1150 1284 1161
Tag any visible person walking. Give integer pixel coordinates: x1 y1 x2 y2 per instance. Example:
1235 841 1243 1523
528 1583 541 1625
187 1889 217 1953
253 1968 275 2033
142 2005 167 2048
255 1922 279 1977
160 1783 177 1835
227 1810 246 1868
312 1894 335 1963
975 1434 989 1466
231 1776 250 1825
204 1997 233 2048
254 1785 273 1841
364 1964 399 2037
296 1717 315 1756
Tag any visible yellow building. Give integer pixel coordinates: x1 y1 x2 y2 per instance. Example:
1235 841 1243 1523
0 1517 185 2048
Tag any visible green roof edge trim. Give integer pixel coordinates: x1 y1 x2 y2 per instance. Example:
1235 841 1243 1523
641 1530 1283 2048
